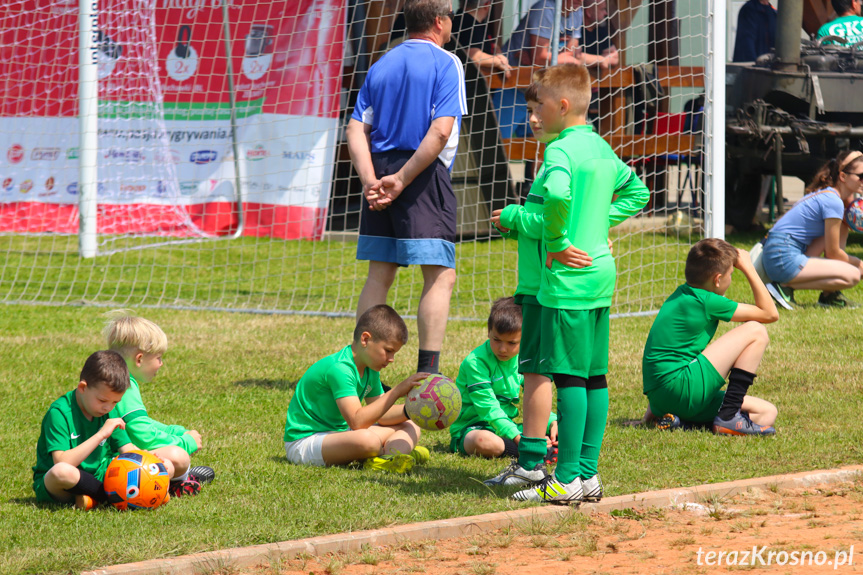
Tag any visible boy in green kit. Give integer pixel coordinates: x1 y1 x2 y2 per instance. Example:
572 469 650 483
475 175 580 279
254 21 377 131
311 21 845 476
284 304 430 473
450 297 558 458
105 313 214 497
489 64 649 504
33 350 134 509
638 239 779 435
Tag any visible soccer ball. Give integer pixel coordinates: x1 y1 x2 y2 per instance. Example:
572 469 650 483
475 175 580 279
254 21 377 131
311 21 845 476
405 374 462 431
103 450 171 510
845 197 863 233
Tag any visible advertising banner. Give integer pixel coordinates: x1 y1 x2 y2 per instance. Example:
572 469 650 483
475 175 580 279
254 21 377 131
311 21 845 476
0 0 345 239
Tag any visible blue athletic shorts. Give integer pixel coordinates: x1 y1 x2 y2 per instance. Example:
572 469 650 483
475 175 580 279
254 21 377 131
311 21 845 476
762 232 809 284
357 151 456 268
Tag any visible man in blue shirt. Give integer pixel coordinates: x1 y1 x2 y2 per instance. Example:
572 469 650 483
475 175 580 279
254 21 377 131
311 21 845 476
732 0 777 62
346 0 467 375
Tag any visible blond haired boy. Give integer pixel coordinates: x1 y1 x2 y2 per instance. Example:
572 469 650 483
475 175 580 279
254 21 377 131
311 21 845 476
487 64 649 503
105 312 214 496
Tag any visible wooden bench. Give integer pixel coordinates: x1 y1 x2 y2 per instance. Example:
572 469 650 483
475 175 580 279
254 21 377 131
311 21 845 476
502 133 699 162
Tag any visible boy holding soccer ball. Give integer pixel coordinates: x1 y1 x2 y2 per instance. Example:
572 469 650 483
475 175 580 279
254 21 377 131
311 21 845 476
450 297 557 459
284 305 430 473
32 351 138 509
105 312 214 497
638 239 780 435
487 64 649 504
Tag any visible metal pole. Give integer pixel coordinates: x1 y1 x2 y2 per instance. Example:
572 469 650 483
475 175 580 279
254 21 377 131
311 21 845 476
78 0 99 258
221 0 246 239
705 0 725 239
775 0 804 70
551 0 562 65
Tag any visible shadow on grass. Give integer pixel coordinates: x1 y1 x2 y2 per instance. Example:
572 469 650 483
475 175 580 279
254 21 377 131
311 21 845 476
234 378 298 391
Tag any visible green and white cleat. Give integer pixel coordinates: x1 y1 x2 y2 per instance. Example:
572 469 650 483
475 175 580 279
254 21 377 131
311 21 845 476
484 461 548 486
582 474 603 502
511 474 583 505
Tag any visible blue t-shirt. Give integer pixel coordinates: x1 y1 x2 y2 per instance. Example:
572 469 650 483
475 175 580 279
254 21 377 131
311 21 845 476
504 0 583 66
770 188 845 245
351 39 467 170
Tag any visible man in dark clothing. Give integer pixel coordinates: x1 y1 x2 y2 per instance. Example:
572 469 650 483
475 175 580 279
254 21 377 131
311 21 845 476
732 0 777 62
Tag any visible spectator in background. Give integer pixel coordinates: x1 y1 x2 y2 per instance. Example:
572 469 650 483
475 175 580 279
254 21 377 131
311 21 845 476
581 0 619 69
817 0 863 46
450 0 512 78
732 0 777 62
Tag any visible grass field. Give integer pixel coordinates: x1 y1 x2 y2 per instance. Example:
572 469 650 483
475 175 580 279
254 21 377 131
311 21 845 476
1 232 862 574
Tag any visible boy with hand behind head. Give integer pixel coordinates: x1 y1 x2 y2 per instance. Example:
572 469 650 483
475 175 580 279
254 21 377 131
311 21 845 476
33 350 137 510
284 304 429 473
450 297 558 459
489 64 649 504
105 312 214 497
639 239 779 435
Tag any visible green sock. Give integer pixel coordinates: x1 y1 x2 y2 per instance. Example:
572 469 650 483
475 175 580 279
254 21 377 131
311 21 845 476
555 386 587 484
516 436 547 470
580 388 609 479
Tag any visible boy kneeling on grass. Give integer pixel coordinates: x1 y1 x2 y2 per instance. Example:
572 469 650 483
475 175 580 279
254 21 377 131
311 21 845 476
450 297 558 460
33 351 158 510
283 304 430 473
638 238 780 435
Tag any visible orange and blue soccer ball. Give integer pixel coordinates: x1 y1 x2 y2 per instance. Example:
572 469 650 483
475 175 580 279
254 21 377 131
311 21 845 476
103 450 171 510
405 374 462 431
846 197 863 233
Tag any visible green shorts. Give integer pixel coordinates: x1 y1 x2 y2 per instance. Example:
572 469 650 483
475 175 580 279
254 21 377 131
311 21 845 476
645 354 726 423
449 423 522 455
517 298 551 377
538 306 610 378
32 475 60 504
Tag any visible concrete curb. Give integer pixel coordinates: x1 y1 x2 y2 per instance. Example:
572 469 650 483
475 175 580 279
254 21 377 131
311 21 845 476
82 465 863 575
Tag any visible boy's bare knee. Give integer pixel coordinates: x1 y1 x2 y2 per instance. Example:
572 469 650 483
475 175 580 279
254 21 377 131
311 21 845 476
357 430 383 457
49 462 79 485
746 321 769 344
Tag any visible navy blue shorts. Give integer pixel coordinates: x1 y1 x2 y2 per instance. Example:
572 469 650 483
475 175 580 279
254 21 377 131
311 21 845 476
357 151 457 268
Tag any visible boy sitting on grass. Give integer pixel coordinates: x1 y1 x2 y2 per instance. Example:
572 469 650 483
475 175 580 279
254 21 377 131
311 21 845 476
450 297 557 459
283 304 429 473
105 312 214 496
33 351 142 509
639 238 780 435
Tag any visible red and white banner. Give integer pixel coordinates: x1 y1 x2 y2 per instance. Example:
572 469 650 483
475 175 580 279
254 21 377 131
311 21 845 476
0 0 345 239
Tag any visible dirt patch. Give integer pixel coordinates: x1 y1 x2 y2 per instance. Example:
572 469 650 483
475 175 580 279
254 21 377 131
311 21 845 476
245 481 863 575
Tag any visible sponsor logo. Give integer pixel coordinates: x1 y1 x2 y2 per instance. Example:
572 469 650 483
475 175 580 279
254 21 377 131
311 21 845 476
161 0 234 19
45 177 55 191
155 149 181 164
37 191 58 198
71 433 80 439
7 144 24 164
190 150 218 164
120 184 147 193
2 178 13 192
66 147 79 160
31 147 61 161
282 150 315 161
180 180 200 194
103 148 146 163
67 182 77 195
19 179 34 193
246 145 268 161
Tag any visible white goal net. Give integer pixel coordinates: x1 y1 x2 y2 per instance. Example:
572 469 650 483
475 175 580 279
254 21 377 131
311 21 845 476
0 0 713 319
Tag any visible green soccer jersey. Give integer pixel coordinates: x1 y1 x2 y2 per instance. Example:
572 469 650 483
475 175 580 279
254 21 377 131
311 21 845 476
499 164 549 301
539 125 649 310
817 15 863 46
450 340 556 441
284 345 385 443
33 389 132 483
642 284 739 393
109 374 197 455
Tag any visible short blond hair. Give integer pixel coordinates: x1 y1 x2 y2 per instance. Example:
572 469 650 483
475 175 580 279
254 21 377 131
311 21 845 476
535 64 592 118
103 310 168 357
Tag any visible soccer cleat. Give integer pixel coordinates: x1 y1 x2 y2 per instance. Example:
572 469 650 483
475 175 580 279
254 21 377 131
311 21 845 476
656 413 682 431
363 453 415 474
483 461 548 486
582 474 603 502
766 283 794 310
169 478 202 497
818 291 856 308
712 411 775 436
511 473 583 505
74 494 98 511
410 446 430 465
188 465 215 485
544 445 558 465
